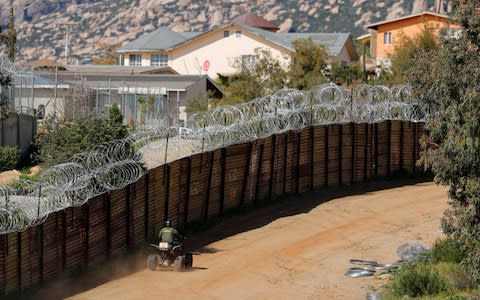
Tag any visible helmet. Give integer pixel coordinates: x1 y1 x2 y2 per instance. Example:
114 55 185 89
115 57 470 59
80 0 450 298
164 219 172 227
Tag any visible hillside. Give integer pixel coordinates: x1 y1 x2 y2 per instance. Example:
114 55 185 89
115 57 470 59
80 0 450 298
0 0 444 64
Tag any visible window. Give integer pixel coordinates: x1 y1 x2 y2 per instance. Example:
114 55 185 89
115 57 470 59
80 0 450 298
236 30 241 38
129 54 142 66
383 32 392 45
224 30 229 37
151 54 168 67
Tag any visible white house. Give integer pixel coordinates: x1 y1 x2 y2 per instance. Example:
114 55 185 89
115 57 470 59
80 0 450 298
117 19 359 79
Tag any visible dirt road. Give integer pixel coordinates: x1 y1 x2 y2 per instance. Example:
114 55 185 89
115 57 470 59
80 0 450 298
24 179 449 300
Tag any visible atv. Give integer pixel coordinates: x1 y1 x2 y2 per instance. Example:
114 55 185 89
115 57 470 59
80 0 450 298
146 240 193 271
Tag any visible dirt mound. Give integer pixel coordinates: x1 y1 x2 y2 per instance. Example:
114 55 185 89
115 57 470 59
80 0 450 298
0 170 21 185
0 166 43 185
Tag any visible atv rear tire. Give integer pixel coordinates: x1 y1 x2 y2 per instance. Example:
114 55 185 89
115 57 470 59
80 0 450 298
172 255 185 271
147 254 158 271
184 253 193 268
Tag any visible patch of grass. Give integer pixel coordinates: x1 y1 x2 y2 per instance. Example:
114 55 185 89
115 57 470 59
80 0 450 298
385 261 450 298
380 260 479 300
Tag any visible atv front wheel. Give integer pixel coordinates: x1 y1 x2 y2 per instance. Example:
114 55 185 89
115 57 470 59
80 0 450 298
147 254 158 271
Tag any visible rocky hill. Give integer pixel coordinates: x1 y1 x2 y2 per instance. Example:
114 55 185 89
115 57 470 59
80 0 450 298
0 0 446 65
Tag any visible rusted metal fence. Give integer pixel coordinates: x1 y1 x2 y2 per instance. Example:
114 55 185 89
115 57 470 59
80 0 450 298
0 120 424 295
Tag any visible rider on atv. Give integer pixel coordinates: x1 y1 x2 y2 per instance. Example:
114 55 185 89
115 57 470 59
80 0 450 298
158 219 183 246
147 218 192 271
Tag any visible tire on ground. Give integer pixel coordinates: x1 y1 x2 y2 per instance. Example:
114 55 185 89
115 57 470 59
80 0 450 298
147 254 158 270
173 255 185 271
184 253 193 268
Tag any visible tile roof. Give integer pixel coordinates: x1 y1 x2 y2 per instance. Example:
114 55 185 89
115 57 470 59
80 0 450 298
24 59 66 69
233 13 279 30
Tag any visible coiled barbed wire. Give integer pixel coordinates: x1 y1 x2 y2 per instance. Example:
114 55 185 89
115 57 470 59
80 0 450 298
0 83 428 233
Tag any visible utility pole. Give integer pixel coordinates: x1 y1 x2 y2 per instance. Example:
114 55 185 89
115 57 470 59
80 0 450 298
56 23 75 65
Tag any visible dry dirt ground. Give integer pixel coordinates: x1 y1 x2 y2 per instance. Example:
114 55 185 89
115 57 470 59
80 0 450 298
18 178 448 300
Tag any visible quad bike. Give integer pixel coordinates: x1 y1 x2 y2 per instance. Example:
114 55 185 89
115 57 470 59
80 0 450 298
146 240 193 271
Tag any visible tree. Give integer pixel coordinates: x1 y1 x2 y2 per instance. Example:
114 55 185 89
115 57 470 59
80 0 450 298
6 7 16 62
388 25 439 84
185 90 215 113
220 48 288 104
34 112 128 166
408 0 480 284
0 70 11 119
136 94 158 126
218 39 330 104
108 103 123 125
0 146 19 171
289 37 329 90
329 62 363 86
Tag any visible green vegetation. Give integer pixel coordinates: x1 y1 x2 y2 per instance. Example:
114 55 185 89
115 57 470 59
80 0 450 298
0 70 12 119
217 47 288 105
185 90 216 113
381 237 479 299
217 38 364 105
388 262 449 298
215 37 373 106
407 0 480 285
289 38 329 90
0 7 17 62
0 146 19 171
329 61 364 86
34 104 128 166
387 25 439 84
379 1 480 297
136 94 157 126
429 237 468 264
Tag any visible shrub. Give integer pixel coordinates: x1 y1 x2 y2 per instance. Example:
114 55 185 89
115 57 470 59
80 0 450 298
437 262 474 290
389 262 449 297
430 237 468 264
0 146 19 171
34 113 128 166
464 246 480 287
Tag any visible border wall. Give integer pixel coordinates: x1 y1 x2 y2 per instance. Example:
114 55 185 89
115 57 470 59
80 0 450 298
0 120 425 295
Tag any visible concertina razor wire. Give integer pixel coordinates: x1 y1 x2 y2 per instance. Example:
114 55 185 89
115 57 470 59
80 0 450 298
0 83 429 233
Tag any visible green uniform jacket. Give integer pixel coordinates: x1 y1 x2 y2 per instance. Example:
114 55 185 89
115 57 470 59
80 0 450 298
158 226 180 243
